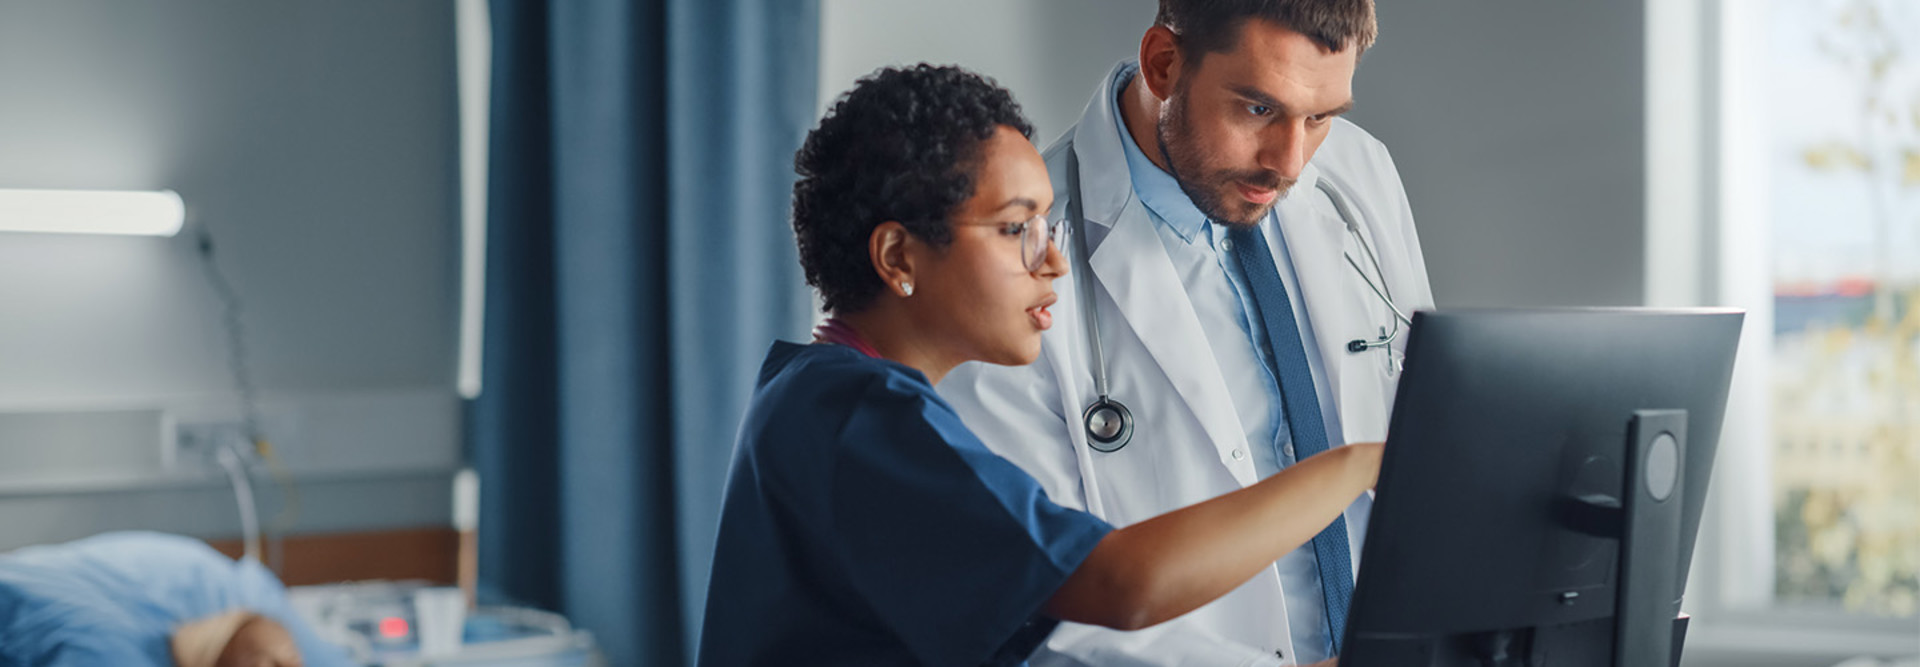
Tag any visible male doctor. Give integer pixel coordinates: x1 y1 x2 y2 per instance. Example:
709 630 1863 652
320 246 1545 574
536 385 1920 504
939 1 1434 665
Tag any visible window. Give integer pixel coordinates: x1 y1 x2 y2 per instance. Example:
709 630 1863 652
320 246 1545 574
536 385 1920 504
1719 0 1920 622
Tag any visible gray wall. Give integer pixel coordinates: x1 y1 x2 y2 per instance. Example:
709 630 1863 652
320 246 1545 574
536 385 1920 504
821 0 1648 309
1345 2 1646 307
820 0 1159 149
0 0 461 548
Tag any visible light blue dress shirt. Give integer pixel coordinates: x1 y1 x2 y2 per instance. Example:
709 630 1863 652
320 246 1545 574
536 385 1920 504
1107 62 1352 664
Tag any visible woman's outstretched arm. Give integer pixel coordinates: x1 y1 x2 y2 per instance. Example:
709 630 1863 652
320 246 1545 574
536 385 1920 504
1045 441 1383 631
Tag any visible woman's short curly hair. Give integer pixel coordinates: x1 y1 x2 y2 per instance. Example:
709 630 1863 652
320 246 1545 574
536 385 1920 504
792 64 1034 314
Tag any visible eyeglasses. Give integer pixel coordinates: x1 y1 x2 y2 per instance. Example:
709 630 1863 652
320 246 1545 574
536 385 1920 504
953 214 1066 272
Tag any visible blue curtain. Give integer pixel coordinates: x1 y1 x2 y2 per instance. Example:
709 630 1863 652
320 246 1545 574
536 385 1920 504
470 1 818 665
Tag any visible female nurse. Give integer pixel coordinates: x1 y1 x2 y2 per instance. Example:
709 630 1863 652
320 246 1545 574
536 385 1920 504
698 65 1376 667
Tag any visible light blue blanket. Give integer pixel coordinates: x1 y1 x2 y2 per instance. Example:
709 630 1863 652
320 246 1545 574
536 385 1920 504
0 531 352 666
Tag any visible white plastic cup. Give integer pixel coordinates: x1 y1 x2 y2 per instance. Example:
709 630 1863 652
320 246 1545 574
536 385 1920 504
414 586 467 657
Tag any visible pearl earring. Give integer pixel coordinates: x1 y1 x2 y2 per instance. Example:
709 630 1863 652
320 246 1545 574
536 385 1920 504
900 282 914 297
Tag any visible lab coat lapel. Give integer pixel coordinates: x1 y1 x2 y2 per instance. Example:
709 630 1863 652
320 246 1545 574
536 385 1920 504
1274 162 1357 442
1087 200 1258 487
1064 60 1255 486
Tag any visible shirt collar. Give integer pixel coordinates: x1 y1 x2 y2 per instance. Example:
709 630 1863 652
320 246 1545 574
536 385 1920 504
1109 62 1211 244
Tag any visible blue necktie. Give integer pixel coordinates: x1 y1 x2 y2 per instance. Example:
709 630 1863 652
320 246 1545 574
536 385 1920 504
1226 223 1355 655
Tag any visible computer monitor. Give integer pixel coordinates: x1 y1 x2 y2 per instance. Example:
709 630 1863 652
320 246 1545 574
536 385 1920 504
1343 308 1744 667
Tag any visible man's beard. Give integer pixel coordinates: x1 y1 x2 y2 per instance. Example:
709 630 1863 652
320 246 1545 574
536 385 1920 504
1156 87 1294 228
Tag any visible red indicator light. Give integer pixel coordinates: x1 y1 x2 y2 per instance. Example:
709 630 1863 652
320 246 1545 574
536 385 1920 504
379 616 410 638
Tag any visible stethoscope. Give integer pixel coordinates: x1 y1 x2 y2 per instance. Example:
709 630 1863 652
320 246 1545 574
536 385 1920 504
1317 178 1417 354
1065 147 1414 453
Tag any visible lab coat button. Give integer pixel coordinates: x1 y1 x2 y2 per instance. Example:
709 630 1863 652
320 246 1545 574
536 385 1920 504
1231 448 1246 461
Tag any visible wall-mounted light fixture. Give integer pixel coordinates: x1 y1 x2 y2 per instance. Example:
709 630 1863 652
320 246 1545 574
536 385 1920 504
0 188 185 237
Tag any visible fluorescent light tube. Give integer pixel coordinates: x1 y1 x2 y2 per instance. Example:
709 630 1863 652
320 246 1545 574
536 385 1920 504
0 189 185 237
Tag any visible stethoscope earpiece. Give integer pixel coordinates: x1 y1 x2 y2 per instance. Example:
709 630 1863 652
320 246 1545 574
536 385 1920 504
1349 326 1399 354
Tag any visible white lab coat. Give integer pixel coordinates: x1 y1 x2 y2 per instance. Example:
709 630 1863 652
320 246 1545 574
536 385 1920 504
938 63 1436 666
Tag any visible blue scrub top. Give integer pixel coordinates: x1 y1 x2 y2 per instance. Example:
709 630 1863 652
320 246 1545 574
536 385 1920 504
699 342 1114 667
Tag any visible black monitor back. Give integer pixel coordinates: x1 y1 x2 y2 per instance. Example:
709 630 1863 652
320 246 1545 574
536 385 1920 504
1344 308 1743 666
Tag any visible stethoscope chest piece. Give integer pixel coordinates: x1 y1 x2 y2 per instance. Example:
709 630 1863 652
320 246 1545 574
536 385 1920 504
1082 397 1133 453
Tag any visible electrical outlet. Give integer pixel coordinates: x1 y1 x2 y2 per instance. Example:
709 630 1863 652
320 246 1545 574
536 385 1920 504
167 410 304 471
170 421 255 469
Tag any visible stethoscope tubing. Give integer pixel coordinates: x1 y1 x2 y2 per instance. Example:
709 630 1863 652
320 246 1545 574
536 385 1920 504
1066 148 1115 402
1319 179 1414 328
1064 147 1405 452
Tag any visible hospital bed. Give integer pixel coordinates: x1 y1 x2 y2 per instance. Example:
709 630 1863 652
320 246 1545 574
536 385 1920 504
0 531 600 667
288 580 601 666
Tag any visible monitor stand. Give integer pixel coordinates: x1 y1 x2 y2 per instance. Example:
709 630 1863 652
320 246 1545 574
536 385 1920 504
1560 409 1689 667
1617 410 1687 667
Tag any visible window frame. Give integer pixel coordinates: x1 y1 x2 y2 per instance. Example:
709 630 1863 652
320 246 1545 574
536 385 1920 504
1654 0 1920 655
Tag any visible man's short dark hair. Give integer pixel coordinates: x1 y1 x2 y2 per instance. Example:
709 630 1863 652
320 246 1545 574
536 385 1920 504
1156 0 1376 62
792 64 1034 314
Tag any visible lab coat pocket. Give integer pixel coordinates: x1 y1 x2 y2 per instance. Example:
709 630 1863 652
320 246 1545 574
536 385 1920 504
1336 348 1394 444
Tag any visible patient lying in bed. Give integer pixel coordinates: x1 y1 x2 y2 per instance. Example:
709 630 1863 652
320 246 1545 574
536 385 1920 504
170 609 303 667
0 531 352 667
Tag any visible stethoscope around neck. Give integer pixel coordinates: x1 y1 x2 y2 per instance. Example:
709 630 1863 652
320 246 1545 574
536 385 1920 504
1064 147 1414 453
1318 178 1418 354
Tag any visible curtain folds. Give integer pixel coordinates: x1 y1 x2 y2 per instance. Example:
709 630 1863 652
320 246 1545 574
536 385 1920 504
471 1 818 664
